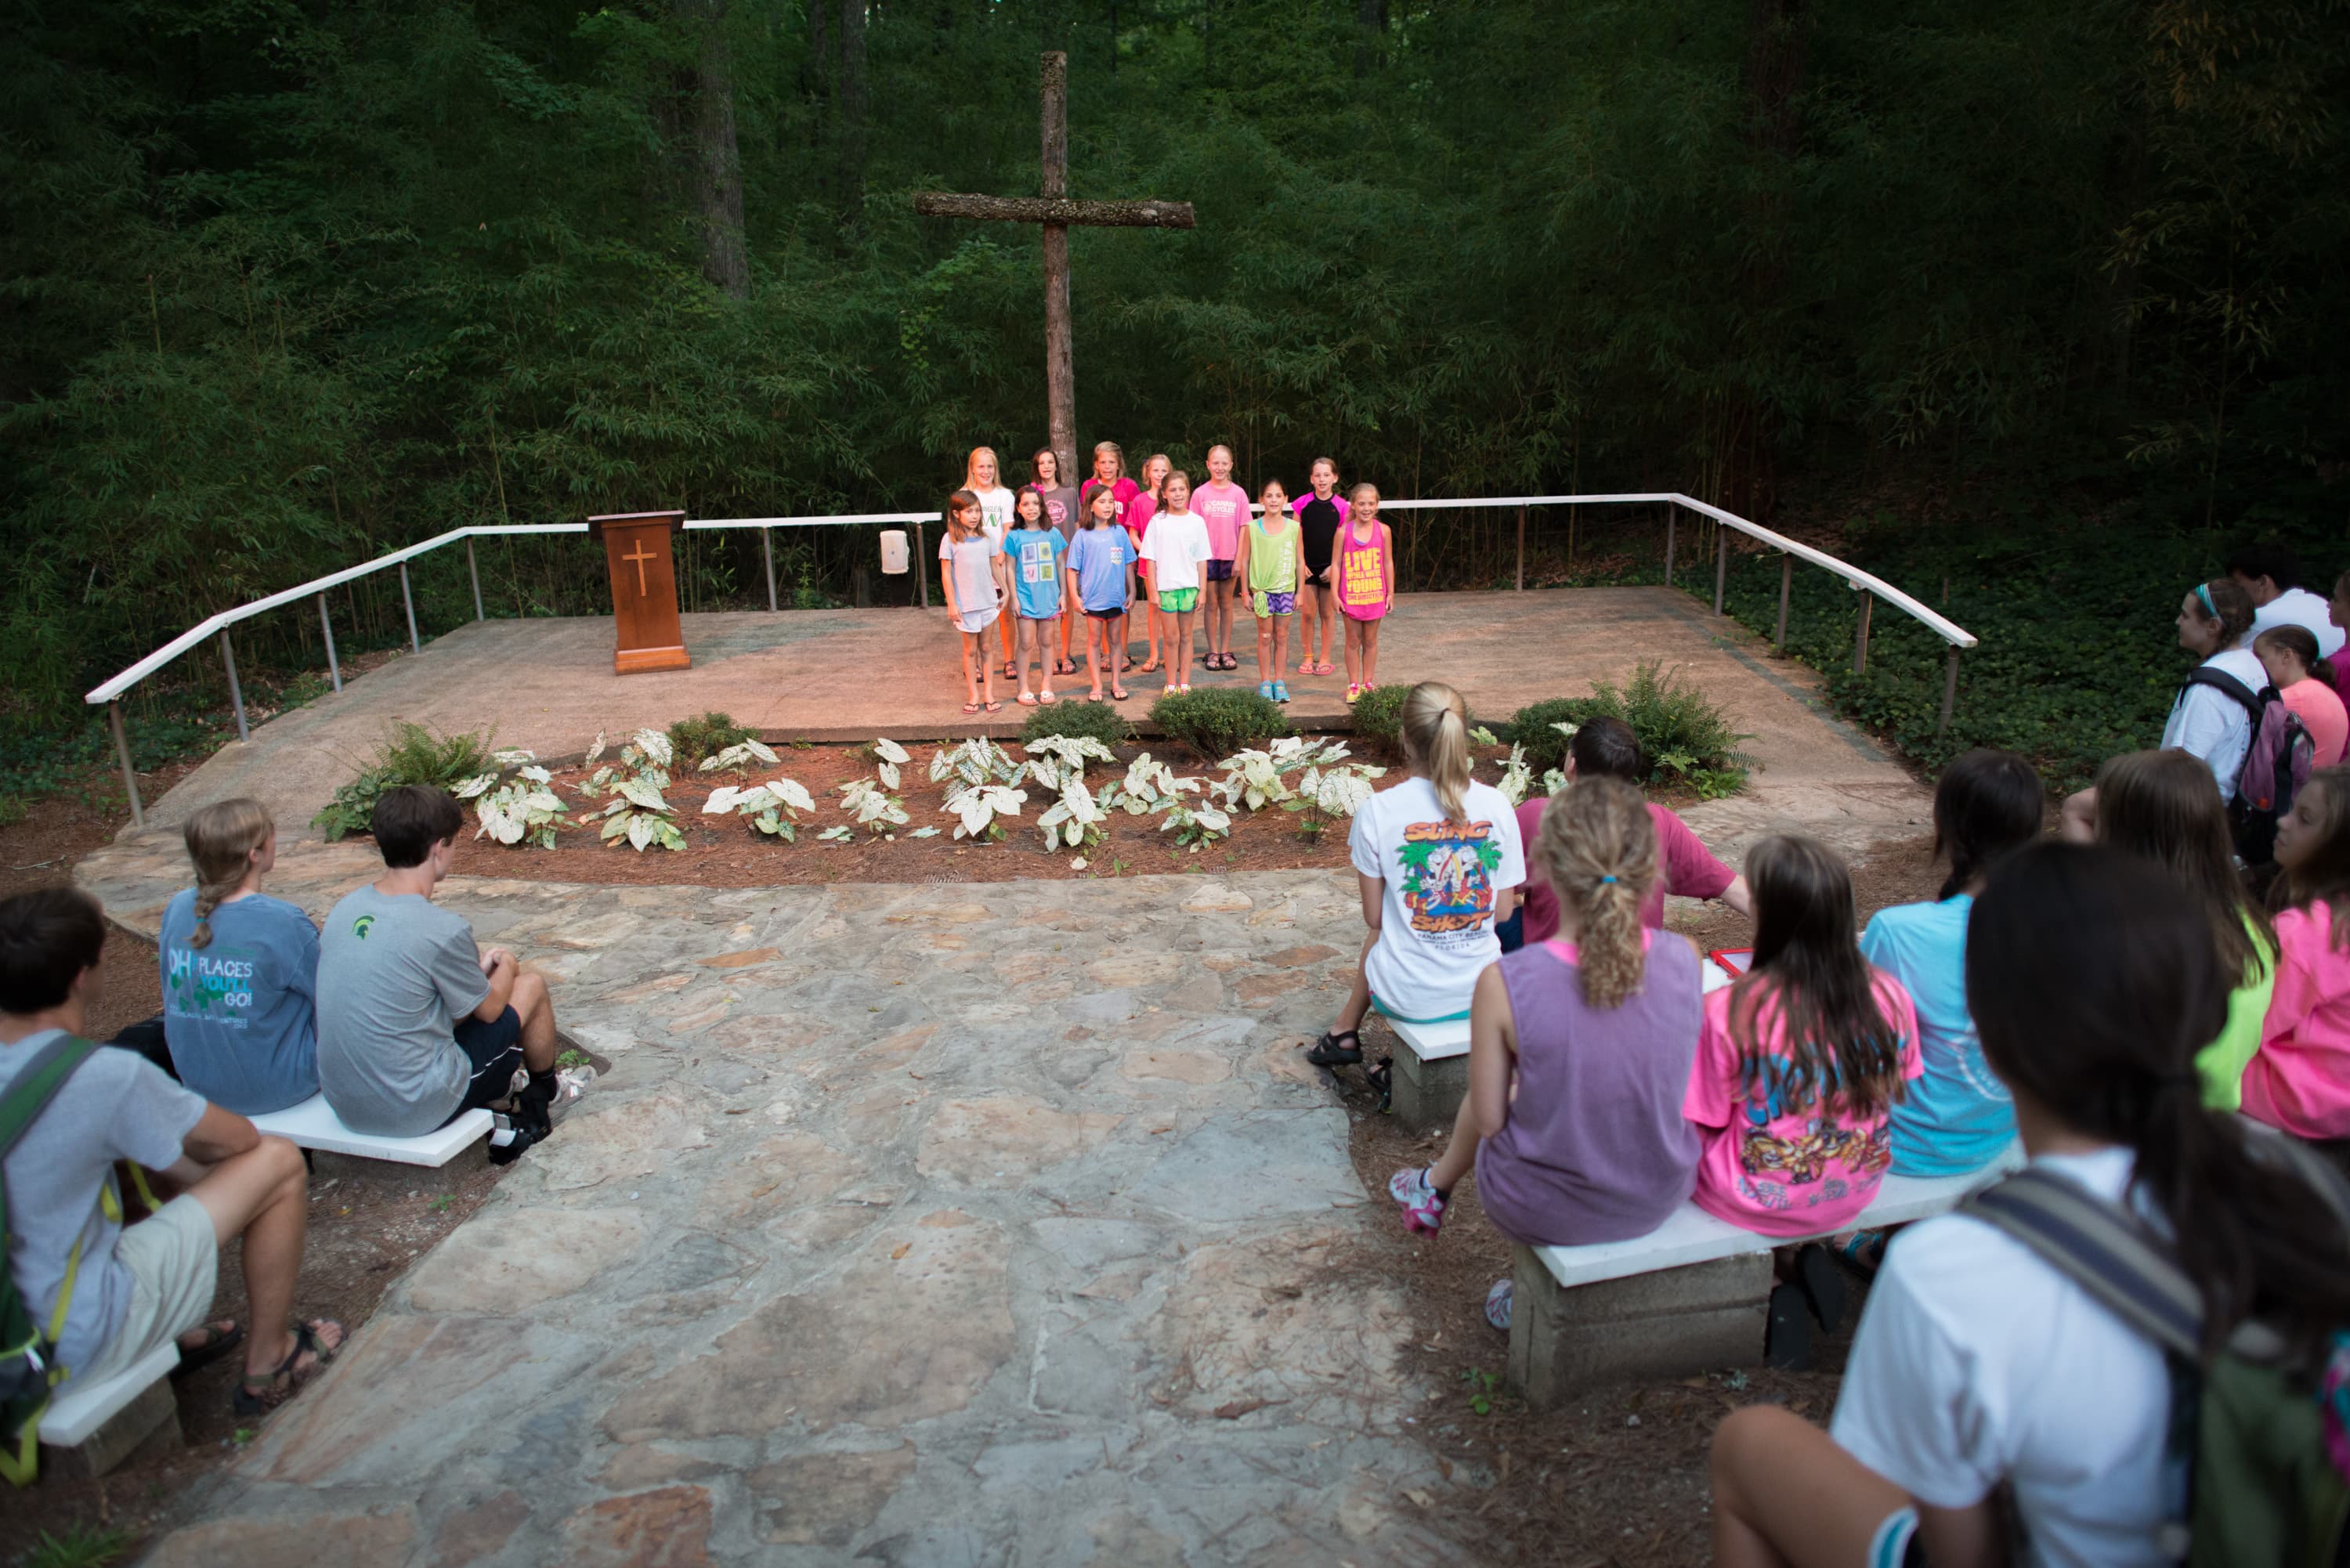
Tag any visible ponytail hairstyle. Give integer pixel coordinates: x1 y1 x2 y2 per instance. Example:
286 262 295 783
1535 776 1657 1009
1930 748 2042 901
2274 765 2350 950
1091 440 1126 481
2095 748 2273 985
1258 478 1288 517
183 797 274 950
2254 623 2328 691
2192 576 2256 649
1731 836 1905 1120
1970 842 2350 1360
1350 482 1379 510
1398 681 1475 822
945 489 982 541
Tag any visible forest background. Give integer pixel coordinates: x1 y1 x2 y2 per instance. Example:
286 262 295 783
3 0 2345 807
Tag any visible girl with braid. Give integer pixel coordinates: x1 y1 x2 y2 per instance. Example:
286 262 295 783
157 798 321 1114
1386 775 1705 1332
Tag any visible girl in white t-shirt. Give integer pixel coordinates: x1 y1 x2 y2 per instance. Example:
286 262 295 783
1710 841 2350 1568
964 446 1018 680
1307 682 1524 1067
1137 471 1210 694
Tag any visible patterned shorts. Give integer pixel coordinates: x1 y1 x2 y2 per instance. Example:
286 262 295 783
1203 558 1235 582
1157 587 1199 614
1253 591 1296 617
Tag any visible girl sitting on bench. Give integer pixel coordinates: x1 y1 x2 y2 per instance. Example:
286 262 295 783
1710 842 2350 1568
1386 776 1705 1331
2243 764 2350 1136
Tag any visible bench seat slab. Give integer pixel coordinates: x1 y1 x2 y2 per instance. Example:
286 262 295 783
1507 1245 1770 1407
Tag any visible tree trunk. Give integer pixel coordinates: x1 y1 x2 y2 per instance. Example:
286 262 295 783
837 0 868 221
1729 0 1808 522
685 0 749 298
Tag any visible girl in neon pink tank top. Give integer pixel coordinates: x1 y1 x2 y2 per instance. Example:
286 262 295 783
1334 484 1394 703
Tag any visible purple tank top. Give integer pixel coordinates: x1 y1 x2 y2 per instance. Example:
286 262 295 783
1475 934 1705 1247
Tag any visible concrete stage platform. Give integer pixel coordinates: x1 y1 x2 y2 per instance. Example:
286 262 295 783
139 587 1928 851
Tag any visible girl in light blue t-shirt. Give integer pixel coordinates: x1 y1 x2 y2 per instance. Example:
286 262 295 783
158 798 320 1115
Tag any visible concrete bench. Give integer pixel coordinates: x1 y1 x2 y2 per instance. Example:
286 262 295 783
248 1093 495 1168
1382 958 1741 1133
1506 1143 2026 1405
38 1342 181 1479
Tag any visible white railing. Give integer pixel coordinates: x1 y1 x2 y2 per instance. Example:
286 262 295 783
88 494 1975 826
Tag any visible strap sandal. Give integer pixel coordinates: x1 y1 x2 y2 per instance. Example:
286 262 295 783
1367 1056 1394 1114
231 1318 346 1417
171 1319 244 1379
1304 1029 1364 1068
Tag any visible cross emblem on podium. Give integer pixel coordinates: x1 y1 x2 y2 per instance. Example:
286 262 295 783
622 540 657 597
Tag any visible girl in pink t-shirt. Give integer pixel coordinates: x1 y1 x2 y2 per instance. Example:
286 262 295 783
1683 836 1922 1242
1129 453 1173 674
2254 624 2348 766
2244 766 2350 1136
1192 444 1252 673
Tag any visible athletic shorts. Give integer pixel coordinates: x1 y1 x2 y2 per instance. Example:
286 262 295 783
1253 590 1296 617
69 1194 219 1390
1869 1507 1926 1568
443 1005 526 1125
1018 610 1059 623
1203 558 1235 582
1158 587 1199 613
1083 606 1123 621
954 604 1001 635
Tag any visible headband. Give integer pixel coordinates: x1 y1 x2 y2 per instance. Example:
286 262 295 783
1599 876 1617 885
2196 582 2216 618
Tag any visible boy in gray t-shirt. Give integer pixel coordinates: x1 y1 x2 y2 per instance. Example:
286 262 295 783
315 785 564 1139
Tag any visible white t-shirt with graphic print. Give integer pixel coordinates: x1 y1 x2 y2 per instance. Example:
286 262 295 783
1348 775 1524 1021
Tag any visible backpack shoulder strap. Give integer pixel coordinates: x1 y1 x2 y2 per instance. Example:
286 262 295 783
1961 1167 2204 1360
2181 665 2265 728
0 1035 101 1165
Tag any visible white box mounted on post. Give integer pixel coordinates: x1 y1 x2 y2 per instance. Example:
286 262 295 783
880 529 909 574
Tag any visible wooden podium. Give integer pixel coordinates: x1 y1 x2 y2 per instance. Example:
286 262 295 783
587 510 692 674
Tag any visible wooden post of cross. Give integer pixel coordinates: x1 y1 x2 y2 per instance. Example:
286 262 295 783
913 52 1195 480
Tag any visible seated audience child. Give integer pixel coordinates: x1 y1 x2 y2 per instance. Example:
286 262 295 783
1710 843 2350 1568
1684 835 1920 1241
2164 576 2265 800
2069 749 2276 1110
157 798 320 1115
1307 681 1524 1066
2243 764 2350 1137
1860 749 2041 1180
0 888 342 1429
1387 777 1705 1328
316 785 564 1139
2232 538 2345 659
2255 623 2348 766
1512 716 1752 944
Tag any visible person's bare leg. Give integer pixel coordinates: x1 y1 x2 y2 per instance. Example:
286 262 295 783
959 632 980 705
1255 612 1274 685
1426 1091 1481 1191
1343 620 1364 688
1710 1406 1915 1568
1316 586 1335 667
1361 620 1381 688
509 967 559 1072
1272 615 1290 682
1329 928 1376 1036
1174 610 1197 683
187 1136 339 1380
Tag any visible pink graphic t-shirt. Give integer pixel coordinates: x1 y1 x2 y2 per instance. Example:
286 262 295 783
1514 797 1737 941
2242 904 2350 1139
1683 970 1922 1238
1124 489 1161 548
1193 480 1251 561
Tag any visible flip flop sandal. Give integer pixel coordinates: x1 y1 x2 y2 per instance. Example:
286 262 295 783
231 1319 345 1417
984 700 1003 713
1110 688 1130 700
1016 692 1038 706
170 1319 244 1378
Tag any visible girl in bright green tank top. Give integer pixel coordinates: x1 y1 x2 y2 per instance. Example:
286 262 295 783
1235 479 1302 703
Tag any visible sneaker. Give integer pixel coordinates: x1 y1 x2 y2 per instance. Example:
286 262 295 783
1484 1278 1514 1331
1344 684 1361 704
1258 681 1275 700
1273 681 1291 703
1389 1165 1446 1234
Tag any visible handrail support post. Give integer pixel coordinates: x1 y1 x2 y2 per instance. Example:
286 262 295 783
1853 590 1874 675
763 528 778 612
914 518 931 609
1714 529 1727 616
1776 555 1791 648
318 594 342 692
109 701 143 829
219 630 250 742
400 562 421 653
1940 647 1961 736
1515 505 1526 591
467 538 484 622
1662 509 1676 588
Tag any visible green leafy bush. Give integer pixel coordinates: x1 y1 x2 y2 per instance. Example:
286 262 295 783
665 711 756 768
1506 661 1750 797
1150 688 1292 761
313 722 497 841
1021 699 1131 749
1350 685 1478 750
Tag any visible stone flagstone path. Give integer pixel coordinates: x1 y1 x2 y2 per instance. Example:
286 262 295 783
81 837 1475 1567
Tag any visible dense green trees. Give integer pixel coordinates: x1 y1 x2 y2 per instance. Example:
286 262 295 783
3 0 2344 717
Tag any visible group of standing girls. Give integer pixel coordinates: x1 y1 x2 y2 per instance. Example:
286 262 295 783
1317 695 2350 1563
938 444 1397 710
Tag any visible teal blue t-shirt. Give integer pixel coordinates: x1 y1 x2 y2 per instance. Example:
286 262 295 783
158 887 321 1115
1004 526 1068 618
1860 894 2016 1176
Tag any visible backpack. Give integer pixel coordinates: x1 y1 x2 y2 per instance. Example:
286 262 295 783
1963 1138 2350 1567
2180 666 2313 865
0 1033 101 1487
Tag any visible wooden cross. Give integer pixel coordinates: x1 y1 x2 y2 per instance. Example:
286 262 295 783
913 52 1195 482
622 540 658 597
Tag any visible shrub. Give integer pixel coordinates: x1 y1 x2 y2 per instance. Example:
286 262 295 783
1506 661 1751 798
1021 699 1130 748
1151 687 1292 761
313 722 497 841
666 711 756 768
1350 684 1477 750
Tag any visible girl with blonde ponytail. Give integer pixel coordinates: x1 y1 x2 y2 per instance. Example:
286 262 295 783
1386 775 1708 1331
1307 681 1526 1068
157 798 323 1114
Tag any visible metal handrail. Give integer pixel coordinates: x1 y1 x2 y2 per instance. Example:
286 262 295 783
89 493 1975 826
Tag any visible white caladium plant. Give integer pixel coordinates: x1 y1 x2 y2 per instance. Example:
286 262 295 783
699 739 779 774
577 728 682 851
838 775 909 838
1021 735 1117 793
474 775 566 848
705 776 816 840
930 736 1022 790
1036 775 1108 851
1214 735 1352 813
945 782 1027 841
1112 753 1186 813
1496 742 1536 806
1541 766 1567 796
869 737 910 791
1161 795 1232 850
1293 760 1384 820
